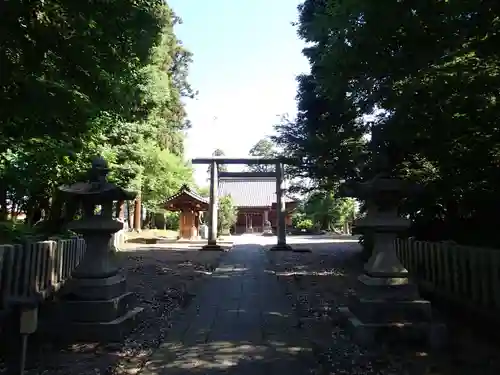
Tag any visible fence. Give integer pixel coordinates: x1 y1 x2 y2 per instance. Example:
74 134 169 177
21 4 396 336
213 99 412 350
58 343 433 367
396 238 500 315
0 237 86 313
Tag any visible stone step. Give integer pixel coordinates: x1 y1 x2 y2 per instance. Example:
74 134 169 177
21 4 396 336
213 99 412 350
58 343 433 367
351 297 433 324
57 291 137 323
63 274 127 300
339 306 447 349
50 306 144 343
356 276 421 300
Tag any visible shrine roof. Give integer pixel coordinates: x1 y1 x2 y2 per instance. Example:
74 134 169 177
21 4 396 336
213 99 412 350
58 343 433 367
163 185 209 210
218 177 295 208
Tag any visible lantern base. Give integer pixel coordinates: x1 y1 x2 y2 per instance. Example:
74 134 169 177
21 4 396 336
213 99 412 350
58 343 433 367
200 242 226 251
340 274 447 348
49 305 144 342
49 274 143 342
269 243 293 251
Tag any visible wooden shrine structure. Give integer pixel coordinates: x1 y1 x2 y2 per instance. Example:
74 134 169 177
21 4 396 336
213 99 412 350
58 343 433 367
218 172 299 234
163 185 209 240
191 157 294 251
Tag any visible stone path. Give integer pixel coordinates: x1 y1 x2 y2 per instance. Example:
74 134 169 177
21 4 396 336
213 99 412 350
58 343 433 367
139 244 315 375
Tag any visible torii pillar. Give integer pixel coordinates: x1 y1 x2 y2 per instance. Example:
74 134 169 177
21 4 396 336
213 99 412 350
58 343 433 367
191 156 294 251
269 162 292 251
202 160 223 250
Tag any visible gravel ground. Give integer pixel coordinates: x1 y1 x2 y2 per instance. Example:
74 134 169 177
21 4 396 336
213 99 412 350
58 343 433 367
266 241 500 375
0 246 225 375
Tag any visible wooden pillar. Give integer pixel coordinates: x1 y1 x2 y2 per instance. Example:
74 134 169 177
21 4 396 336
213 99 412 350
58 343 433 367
133 195 141 232
194 211 200 238
178 210 185 239
275 162 287 245
189 210 196 238
207 160 218 244
179 210 197 239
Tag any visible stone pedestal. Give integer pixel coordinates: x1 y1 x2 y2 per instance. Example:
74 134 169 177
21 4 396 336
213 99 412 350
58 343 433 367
270 163 292 251
201 241 225 251
262 224 274 237
53 156 143 342
340 273 446 348
269 242 293 251
54 217 143 342
340 176 446 348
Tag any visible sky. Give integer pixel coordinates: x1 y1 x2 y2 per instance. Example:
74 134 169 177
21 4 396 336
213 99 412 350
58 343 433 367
168 0 310 186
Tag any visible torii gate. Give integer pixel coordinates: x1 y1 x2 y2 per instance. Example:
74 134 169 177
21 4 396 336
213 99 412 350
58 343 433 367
191 156 292 251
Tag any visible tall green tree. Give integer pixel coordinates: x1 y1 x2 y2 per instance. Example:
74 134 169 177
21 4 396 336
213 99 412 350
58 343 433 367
207 148 228 177
246 138 277 172
275 0 500 246
0 2 196 234
218 195 238 235
0 1 165 151
303 191 356 232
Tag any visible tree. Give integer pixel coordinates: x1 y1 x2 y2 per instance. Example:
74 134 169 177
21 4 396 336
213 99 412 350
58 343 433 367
196 186 210 198
274 0 500 247
303 190 356 232
247 138 277 172
218 195 238 235
0 2 196 237
207 148 227 177
0 1 167 223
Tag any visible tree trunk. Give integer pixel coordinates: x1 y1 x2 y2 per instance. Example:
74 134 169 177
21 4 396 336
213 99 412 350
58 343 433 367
143 211 153 229
126 201 132 228
133 196 141 231
321 216 329 231
0 186 7 221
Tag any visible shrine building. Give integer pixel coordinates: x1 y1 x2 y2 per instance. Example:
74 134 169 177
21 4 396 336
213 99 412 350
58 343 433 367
218 175 298 234
163 177 298 239
163 185 208 240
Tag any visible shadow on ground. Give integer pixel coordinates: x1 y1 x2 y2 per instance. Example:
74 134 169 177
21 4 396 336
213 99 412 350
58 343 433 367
3 238 500 375
266 240 500 375
140 243 317 375
143 339 315 374
0 247 225 375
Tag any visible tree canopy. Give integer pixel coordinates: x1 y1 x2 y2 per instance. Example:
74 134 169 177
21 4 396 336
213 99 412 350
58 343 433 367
207 148 228 177
274 0 500 247
246 138 277 172
293 191 356 233
0 1 195 237
218 195 238 235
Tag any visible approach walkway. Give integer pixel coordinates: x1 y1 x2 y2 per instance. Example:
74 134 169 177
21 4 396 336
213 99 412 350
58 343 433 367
139 243 315 375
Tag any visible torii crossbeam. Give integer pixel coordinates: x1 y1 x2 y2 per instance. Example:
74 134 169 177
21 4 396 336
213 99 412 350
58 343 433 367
191 157 293 251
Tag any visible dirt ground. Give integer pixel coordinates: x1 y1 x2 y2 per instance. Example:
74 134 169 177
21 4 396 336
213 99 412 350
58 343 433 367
3 237 499 375
0 246 225 375
266 241 500 375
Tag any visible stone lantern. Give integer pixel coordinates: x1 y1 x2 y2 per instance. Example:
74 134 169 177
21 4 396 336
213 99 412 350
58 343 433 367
55 156 143 342
339 153 445 347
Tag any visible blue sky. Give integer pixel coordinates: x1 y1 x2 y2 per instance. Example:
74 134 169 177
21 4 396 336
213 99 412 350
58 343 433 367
168 0 309 186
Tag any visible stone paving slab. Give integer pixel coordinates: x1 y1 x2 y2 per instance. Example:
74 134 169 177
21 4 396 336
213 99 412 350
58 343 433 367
139 244 315 375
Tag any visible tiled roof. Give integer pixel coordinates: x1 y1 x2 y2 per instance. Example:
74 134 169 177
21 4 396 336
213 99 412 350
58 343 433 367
218 177 294 208
164 184 209 205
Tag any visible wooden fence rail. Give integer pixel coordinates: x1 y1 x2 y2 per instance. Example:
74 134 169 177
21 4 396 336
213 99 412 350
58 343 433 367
396 238 500 313
0 237 86 313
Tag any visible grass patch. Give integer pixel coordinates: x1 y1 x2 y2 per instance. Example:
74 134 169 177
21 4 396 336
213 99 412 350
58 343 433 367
124 229 178 244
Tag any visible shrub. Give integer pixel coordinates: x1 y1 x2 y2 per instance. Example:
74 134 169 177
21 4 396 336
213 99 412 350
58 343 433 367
296 219 314 231
0 221 37 244
0 220 77 244
218 195 238 235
